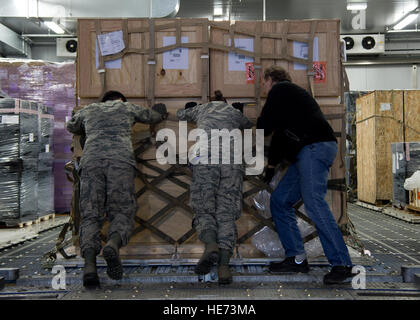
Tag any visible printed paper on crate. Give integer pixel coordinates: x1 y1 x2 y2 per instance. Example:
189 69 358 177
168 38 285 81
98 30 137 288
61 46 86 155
162 36 189 70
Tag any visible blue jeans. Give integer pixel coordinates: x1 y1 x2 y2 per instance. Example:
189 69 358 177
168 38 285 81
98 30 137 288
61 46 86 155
270 141 352 267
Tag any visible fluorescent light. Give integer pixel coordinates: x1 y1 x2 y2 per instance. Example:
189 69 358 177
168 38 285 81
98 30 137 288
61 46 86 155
393 13 419 30
214 7 223 16
44 21 65 34
347 3 367 11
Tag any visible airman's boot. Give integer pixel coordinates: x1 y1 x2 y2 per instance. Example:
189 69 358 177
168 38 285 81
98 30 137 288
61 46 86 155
103 233 123 280
217 249 232 285
83 248 100 288
195 230 219 275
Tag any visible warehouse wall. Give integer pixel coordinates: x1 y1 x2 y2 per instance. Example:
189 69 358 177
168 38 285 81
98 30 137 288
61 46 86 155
31 45 75 63
346 64 420 91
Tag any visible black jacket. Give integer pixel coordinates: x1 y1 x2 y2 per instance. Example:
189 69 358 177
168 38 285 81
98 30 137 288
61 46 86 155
257 81 337 165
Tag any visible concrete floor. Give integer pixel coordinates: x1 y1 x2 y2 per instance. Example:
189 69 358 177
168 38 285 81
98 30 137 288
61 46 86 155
0 202 419 300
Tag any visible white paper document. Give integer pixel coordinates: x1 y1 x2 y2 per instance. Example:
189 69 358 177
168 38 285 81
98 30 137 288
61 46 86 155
97 30 125 56
96 40 122 70
163 36 189 70
293 37 319 70
228 38 254 72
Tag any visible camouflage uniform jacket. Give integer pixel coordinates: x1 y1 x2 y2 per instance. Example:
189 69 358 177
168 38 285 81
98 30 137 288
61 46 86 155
176 101 253 163
66 100 162 168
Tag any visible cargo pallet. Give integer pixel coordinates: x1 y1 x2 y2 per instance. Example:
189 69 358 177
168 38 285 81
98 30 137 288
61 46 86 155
0 213 56 228
356 200 420 224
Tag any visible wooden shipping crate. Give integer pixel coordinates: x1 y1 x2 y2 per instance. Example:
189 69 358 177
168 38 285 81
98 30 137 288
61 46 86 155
210 19 341 99
403 90 420 142
78 19 147 98
320 104 347 225
78 18 208 101
356 90 404 204
145 19 207 98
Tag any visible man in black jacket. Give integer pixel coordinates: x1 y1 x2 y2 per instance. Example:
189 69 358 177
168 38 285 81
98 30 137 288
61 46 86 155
257 65 353 285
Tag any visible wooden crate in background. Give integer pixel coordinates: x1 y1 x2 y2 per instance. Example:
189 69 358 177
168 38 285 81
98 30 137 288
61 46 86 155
403 90 420 142
356 90 405 204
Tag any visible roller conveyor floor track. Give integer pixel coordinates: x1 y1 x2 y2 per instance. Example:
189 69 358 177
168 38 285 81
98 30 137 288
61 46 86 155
0 203 419 300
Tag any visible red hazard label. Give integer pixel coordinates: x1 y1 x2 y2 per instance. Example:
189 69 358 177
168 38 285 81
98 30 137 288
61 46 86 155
246 62 255 84
313 61 327 83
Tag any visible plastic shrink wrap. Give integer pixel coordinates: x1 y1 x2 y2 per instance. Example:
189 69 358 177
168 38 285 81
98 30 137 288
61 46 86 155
38 105 54 217
252 168 324 258
0 59 75 213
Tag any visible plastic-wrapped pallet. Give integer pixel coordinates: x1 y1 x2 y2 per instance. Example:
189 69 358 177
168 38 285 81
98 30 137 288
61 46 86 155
0 98 40 222
0 98 40 161
0 159 38 221
38 105 54 217
0 59 76 213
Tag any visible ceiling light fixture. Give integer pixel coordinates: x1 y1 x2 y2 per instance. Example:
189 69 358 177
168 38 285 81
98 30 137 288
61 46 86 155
346 2 367 11
214 7 223 16
393 10 419 30
44 21 65 34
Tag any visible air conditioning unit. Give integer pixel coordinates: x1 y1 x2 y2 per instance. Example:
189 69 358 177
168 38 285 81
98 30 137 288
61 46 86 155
56 38 78 58
340 34 385 55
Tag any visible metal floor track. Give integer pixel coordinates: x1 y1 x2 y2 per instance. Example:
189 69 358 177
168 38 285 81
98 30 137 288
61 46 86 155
0 203 419 300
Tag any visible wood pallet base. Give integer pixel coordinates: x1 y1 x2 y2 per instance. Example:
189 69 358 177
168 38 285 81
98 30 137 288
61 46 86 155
356 201 385 212
356 201 420 223
407 204 420 213
39 213 56 222
0 213 56 228
382 207 420 224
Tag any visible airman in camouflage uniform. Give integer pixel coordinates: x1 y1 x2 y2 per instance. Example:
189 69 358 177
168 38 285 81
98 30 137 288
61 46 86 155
177 101 253 284
67 96 162 287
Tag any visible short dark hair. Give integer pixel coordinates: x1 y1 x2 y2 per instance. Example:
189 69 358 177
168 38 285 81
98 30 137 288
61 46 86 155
100 90 127 102
185 101 198 110
232 102 244 113
264 65 292 83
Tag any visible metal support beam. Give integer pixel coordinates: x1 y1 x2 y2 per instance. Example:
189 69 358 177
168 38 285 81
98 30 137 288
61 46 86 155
0 23 31 57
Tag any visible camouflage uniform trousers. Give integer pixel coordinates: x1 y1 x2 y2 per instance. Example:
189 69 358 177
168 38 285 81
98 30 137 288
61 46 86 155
190 164 243 253
79 159 137 257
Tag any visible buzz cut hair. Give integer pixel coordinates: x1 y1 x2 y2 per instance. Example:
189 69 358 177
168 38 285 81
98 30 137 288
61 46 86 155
263 65 292 83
